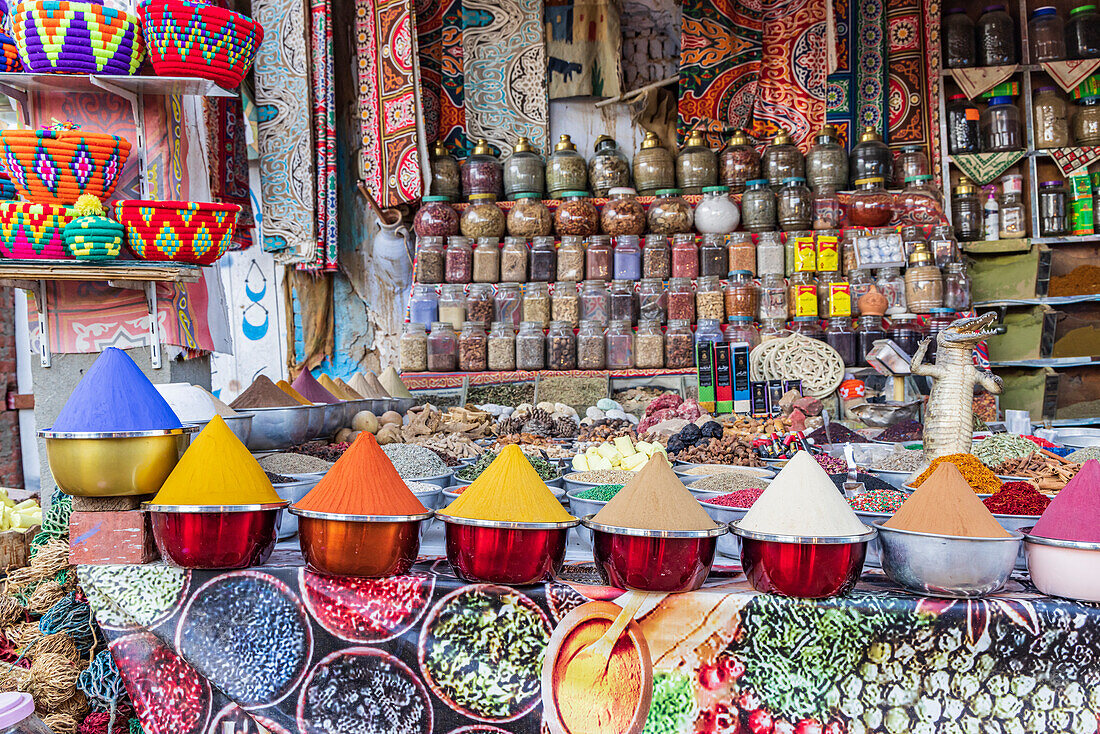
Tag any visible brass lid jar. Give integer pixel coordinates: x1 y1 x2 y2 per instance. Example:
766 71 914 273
633 131 675 196
589 135 631 197
546 134 588 198
503 137 545 200
676 130 718 194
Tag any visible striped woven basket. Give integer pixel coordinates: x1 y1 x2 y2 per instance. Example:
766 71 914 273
139 0 263 88
116 199 239 265
12 1 145 74
0 125 131 205
0 201 74 259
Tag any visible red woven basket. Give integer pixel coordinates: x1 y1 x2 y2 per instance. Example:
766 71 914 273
115 199 239 265
0 201 74 259
138 0 263 88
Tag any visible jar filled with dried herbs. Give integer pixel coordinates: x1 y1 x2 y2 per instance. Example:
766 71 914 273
606 319 634 369
557 236 585 282
461 139 503 198
488 321 516 371
580 279 611 323
763 130 805 188
586 235 613 280
577 320 606 369
466 283 495 326
461 194 506 239
609 280 636 323
635 319 665 369
529 236 558 282
500 237 529 282
639 278 667 323
414 196 460 238
725 271 758 320
696 275 725 319
589 136 632 197
643 234 671 279
677 130 718 194
614 235 643 280
648 189 694 234
523 281 551 326
507 193 552 237
516 320 545 369
503 137 545 200
547 320 577 370
459 321 488 371
445 236 473 283
400 322 428 372
700 234 728 277
665 319 694 367
805 125 848 191
428 321 458 371
667 277 695 321
429 141 461 199
719 129 760 193
777 177 812 231
473 237 500 282
727 232 755 275
552 280 580 326
555 191 599 237
546 134 588 198
601 187 646 236
494 282 522 327
757 273 787 320
633 130 675 195
671 233 699 278
742 178 777 232
416 236 445 283
756 231 784 275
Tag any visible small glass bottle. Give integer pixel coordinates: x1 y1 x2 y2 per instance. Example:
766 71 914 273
557 235 585 282
725 270 758 320
529 236 557 282
699 234 728 277
999 174 1027 238
460 195 506 240
461 139 503 198
900 225 928 261
667 277 695 321
758 273 787 320
409 283 439 330
812 186 842 230
929 224 959 267
427 321 458 371
633 130 675 196
400 322 429 372
725 316 760 348
676 130 718 194
893 145 930 189
816 271 841 317
523 282 551 327
848 178 893 227
473 237 500 282
428 141 461 199
889 313 923 356
638 278 667 323
790 316 825 341
458 321 488 371
805 125 849 191
586 235 613 280
741 178 778 232
552 280 580 327
1066 3 1100 59
728 232 756 274
981 96 1022 151
849 127 893 187
643 234 671 279
857 314 886 366
665 319 695 368
943 262 972 310
777 177 813 231
1029 7 1066 62
613 235 643 280
947 94 981 154
635 320 665 368
694 186 741 233
555 191 599 237
589 135 632 197
601 187 646 236
648 189 694 234
976 4 1017 66
671 233 699 278
875 267 907 314
762 130 805 189
445 236 473 283
605 319 634 369
546 134 588 198
849 269 874 315
500 237 529 282
516 320 546 370
580 279 611 323
903 247 943 313
695 318 725 348
719 129 760 193
488 321 517 371
825 317 858 366
953 178 983 241
943 7 977 68
414 196 460 238
695 275 725 320
494 282 522 327
507 192 552 237
416 236 445 284
1039 180 1070 236
546 320 577 370
756 231 784 275
1074 97 1100 145
439 283 467 329
466 282 495 326
577 319 606 370
609 280 635 323
503 137 545 200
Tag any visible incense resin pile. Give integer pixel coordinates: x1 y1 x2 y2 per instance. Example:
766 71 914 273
591 453 717 531
439 444 574 523
738 451 867 536
52 347 182 432
293 433 426 516
1030 459 1100 543
885 463 1009 538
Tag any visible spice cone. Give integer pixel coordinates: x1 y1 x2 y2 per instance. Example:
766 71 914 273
593 452 718 531
379 366 414 398
229 375 300 409
275 380 311 405
293 433 426 516
440 444 575 523
291 370 339 404
1030 458 1100 543
739 451 868 537
335 377 364 399
885 463 1009 538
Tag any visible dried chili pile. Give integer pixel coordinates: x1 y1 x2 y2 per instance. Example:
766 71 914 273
982 481 1051 516
911 453 1002 494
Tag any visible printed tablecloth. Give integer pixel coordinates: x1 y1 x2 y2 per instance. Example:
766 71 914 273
83 550 1100 734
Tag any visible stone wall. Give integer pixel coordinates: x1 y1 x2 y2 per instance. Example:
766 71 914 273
621 0 680 90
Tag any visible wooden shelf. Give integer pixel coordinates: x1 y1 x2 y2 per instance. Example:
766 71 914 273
0 73 236 98
0 260 201 284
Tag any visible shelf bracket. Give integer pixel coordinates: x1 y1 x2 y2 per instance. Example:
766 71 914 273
0 82 30 126
90 76 148 199
34 279 49 368
144 281 161 370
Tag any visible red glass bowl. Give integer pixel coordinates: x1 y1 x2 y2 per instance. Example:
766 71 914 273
732 523 876 599
292 509 433 578
439 515 579 586
583 516 728 593
144 502 287 569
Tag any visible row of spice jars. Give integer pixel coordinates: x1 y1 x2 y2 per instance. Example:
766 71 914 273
944 3 1100 69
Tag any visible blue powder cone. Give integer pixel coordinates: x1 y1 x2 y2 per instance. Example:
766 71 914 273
51 347 183 432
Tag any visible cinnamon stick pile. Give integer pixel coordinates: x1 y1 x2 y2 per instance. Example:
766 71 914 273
990 450 1081 492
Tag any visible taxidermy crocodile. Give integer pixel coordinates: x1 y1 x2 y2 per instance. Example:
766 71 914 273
910 311 1002 465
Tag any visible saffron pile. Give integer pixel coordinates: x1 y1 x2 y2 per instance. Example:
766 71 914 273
885 463 1009 538
275 380 311 405
982 481 1051 516
592 453 717 531
293 433 426 516
1030 459 1100 543
439 444 574 523
52 347 182 432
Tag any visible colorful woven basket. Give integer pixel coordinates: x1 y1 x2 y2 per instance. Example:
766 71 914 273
0 124 131 205
115 199 239 265
12 1 145 74
0 33 24 72
0 201 74 259
63 193 121 259
139 0 263 88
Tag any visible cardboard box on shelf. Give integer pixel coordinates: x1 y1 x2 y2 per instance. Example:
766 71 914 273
995 367 1059 421
966 240 1050 302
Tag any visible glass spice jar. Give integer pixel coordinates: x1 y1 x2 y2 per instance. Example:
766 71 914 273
762 130 805 189
849 268 874 315
719 129 760 193
999 173 1027 239
614 235 643 280
517 321 546 370
929 224 959 267
741 178 778 232
942 262 972 309
552 280 580 327
725 316 760 349
557 236 585 282
694 186 741 233
507 193 552 237
897 175 945 222
459 321 488 371
461 194 506 239
976 4 1017 66
648 189 694 234
816 271 841 317
427 321 458 371
947 94 981 154
665 319 695 368
445 236 473 283
756 231 785 275
429 141 461 199
778 177 813 231
494 282 522 327
414 196 460 238
668 277 695 321
503 137 545 200
925 308 956 361
416 236 445 283
1067 3 1100 59
609 280 635 323
760 318 788 341
500 237 529 282
893 145 930 189
633 130 675 196
555 191 599 237
547 320 577 370
439 283 467 329
409 283 439 330
875 267 907 314
725 271 758 320
695 318 725 348
696 275 725 320
825 317 857 366
461 139 503 198
601 187 646 236
1074 97 1100 145
577 319 606 370
529 236 557 282
943 7 977 68
812 186 842 230
953 178 983 241
1030 7 1066 62
805 125 849 191
634 320 664 368
523 282 551 326
473 237 500 282
580 279 611 324
981 96 1022 151
758 273 787 320
671 233 699 278
903 248 943 313
677 130 718 194
848 178 893 227
700 234 728 277
841 230 862 275
889 313 923 356
605 319 634 369
546 134 588 198
589 136 632 197
488 322 516 371
638 278 667 323
857 314 886 366
586 235 613 280
400 322 429 371
899 225 927 260
466 282 495 326
790 316 824 341
849 127 893 187
1039 180 1069 236
728 232 756 274
643 234 671 279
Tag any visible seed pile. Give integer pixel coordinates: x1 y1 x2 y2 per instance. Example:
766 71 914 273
846 488 908 513
869 447 922 472
875 420 922 442
973 433 1044 466
828 473 895 492
456 451 560 482
705 487 765 508
574 484 623 501
568 469 638 485
381 444 449 479
805 424 869 444
690 472 770 492
1066 446 1100 463
982 482 1051 515
258 453 333 475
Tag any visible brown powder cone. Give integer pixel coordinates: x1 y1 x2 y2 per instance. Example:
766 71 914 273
31 632 78 663
43 713 78 734
885 462 1010 537
28 652 79 709
592 452 718 531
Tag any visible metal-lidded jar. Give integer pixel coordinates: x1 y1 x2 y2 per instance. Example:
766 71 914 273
677 130 718 194
943 7 976 68
849 127 892 187
893 145 930 188
762 130 805 189
506 193 552 237
428 141 461 200
503 137 545 200
694 186 740 233
589 135 632 197
648 189 694 234
719 129 760 193
1067 3 1100 59
848 177 893 228
805 125 848 191
546 134 588 198
1029 6 1066 62
742 178 777 232
777 177 812 231
1039 180 1069 236
981 95 1022 152
976 3 1017 66
903 246 943 313
633 130 675 196
952 178 983 241
461 138 503 198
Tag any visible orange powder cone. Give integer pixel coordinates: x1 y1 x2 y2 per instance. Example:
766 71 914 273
151 415 282 506
293 433 426 516
276 380 311 405
885 462 1010 538
439 444 575 523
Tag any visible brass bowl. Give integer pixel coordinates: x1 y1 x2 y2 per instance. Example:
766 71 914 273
39 427 197 497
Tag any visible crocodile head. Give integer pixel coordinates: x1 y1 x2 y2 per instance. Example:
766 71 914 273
937 311 998 346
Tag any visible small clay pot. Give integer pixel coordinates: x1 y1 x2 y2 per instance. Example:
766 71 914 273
859 286 888 316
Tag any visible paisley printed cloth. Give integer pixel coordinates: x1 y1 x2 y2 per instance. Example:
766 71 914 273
826 0 853 149
203 97 255 251
415 0 443 145
310 0 337 270
887 0 942 183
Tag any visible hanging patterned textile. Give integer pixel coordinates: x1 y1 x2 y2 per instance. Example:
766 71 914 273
462 0 549 155
415 0 443 144
203 97 255 250
887 0 942 182
309 0 338 270
826 0 854 149
854 0 888 139
677 0 762 148
545 0 623 100
439 0 467 155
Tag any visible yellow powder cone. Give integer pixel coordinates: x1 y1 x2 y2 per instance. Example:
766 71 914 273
334 377 364 400
379 366 414 398
151 415 283 506
275 380 311 405
439 444 575 523
318 374 351 401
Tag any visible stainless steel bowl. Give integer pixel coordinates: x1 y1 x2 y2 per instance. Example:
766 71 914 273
320 403 345 437
304 403 328 441
406 471 450 488
392 397 416 414
565 491 609 548
866 468 911 489
696 500 750 558
272 476 320 538
244 404 323 452
853 511 893 567
186 413 253 446
992 514 1039 570
873 522 1022 598
674 464 774 480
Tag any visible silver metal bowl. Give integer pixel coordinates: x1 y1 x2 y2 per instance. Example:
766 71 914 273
866 468 911 489
243 404 323 452
565 491 610 548
696 500 750 558
320 402 345 437
873 522 1022 598
271 476 320 538
853 511 893 567
993 514 1039 570
821 443 899 466
404 471 451 488
187 413 253 446
391 397 416 414
304 403 329 441
674 464 774 480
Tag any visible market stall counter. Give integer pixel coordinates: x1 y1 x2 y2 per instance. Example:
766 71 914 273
84 550 1100 734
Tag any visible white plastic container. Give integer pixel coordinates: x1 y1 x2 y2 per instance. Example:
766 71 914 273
0 693 53 734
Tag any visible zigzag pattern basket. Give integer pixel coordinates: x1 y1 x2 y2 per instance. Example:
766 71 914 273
139 0 263 88
0 33 24 72
116 199 239 265
0 201 74 259
12 1 145 75
0 128 131 205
